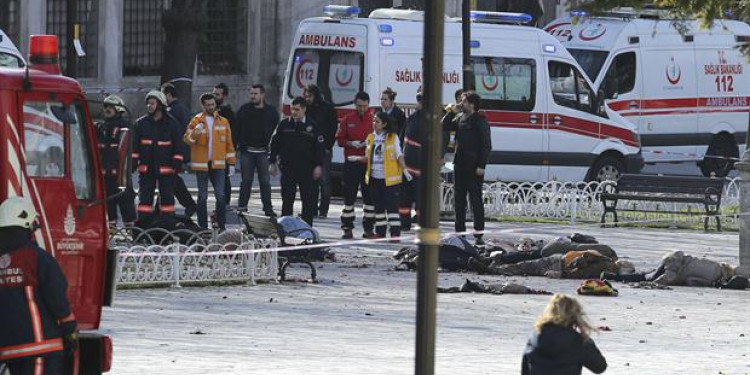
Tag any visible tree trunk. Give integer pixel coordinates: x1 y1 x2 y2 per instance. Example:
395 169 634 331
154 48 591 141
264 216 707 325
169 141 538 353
160 0 209 109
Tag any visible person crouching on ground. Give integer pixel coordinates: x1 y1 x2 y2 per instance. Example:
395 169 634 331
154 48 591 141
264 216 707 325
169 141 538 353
353 111 411 240
522 294 607 375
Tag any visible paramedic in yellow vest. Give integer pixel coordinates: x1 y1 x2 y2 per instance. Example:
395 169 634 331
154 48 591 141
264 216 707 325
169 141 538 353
183 93 236 231
360 111 411 239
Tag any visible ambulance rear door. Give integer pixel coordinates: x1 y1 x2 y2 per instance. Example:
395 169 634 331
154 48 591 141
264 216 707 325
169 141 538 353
639 33 699 163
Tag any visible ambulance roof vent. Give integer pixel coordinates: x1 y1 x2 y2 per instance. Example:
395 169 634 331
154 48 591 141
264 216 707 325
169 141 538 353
323 5 360 19
369 8 426 21
470 11 533 25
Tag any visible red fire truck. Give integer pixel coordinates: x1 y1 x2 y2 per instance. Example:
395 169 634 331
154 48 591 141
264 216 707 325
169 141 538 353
1 35 123 374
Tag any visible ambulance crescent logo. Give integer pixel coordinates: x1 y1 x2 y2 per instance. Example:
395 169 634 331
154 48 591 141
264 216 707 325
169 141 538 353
481 76 499 91
0 254 10 269
666 57 681 85
295 58 312 89
579 24 606 41
335 66 354 87
64 204 76 236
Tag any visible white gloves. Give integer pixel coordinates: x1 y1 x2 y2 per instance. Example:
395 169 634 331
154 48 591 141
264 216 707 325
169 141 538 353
403 170 413 182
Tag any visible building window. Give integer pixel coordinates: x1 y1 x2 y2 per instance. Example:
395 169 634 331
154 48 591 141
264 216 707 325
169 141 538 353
197 0 247 75
46 0 99 78
123 0 165 76
0 0 21 47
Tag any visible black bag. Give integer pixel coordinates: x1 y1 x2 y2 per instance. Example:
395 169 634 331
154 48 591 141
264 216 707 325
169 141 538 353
716 275 749 290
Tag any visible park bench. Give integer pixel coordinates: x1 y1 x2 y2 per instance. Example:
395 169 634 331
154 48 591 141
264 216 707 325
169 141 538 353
237 212 317 281
600 174 724 231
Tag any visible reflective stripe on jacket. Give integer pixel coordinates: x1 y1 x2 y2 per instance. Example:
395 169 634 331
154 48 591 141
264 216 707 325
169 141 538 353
184 111 236 171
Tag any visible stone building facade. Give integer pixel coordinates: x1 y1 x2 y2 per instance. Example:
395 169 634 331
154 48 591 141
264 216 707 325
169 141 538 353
1 0 568 116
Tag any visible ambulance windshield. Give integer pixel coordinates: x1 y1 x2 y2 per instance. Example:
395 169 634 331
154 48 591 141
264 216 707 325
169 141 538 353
0 52 23 68
288 49 364 106
568 49 609 82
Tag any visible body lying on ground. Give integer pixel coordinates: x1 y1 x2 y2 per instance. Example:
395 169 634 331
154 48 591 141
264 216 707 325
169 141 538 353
469 250 621 279
602 250 739 287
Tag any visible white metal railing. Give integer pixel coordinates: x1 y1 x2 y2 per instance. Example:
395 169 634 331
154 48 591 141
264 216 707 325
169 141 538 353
115 235 279 287
441 177 741 228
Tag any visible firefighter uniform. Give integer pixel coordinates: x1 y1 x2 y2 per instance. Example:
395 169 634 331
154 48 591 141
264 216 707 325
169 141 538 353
269 116 325 226
399 109 422 231
0 198 77 374
132 113 184 216
336 110 375 236
96 115 136 227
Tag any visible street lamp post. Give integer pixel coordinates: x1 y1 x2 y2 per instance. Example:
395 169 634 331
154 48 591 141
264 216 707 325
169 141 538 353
414 0 445 374
736 142 750 277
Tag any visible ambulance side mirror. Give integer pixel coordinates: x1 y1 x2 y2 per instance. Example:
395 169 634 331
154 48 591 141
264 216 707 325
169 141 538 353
115 129 132 190
595 89 608 117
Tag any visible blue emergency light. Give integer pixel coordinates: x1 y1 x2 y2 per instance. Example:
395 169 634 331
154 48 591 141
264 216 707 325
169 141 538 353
570 10 589 17
378 24 393 33
323 5 360 18
470 40 480 48
470 11 533 24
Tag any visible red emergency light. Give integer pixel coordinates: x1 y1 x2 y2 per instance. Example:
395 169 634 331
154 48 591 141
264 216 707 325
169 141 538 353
28 35 61 75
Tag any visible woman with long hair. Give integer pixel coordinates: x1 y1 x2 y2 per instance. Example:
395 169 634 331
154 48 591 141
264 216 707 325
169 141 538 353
522 294 607 375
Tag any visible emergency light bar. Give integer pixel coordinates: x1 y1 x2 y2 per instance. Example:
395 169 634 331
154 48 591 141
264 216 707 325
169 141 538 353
28 35 61 75
470 11 532 25
571 7 667 20
323 5 360 18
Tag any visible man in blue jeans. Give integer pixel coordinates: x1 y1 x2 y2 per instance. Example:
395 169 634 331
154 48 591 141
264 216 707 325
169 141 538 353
235 84 279 216
183 93 236 231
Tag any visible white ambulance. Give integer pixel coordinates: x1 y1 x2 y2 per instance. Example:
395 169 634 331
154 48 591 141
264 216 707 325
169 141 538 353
282 6 643 184
546 9 750 177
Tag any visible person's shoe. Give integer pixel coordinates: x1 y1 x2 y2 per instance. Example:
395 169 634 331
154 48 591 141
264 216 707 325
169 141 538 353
342 230 354 240
474 235 485 246
265 211 278 218
318 212 328 219
362 232 376 239
389 235 401 244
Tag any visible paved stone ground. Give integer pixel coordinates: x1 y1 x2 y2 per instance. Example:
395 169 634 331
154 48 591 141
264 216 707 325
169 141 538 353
103 194 750 375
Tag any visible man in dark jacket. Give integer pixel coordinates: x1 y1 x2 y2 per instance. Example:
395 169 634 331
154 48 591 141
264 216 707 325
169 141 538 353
269 96 325 226
0 197 77 374
133 90 184 218
304 84 338 218
213 83 235 207
399 91 424 231
96 95 136 229
235 84 279 216
162 82 197 218
443 91 491 245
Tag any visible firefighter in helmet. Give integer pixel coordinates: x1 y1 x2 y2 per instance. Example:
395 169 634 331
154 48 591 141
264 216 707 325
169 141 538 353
0 197 78 374
132 90 184 218
97 95 136 231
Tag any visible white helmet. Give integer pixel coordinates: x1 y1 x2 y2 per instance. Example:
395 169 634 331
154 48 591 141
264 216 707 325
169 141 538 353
145 90 168 107
103 95 127 113
0 197 38 229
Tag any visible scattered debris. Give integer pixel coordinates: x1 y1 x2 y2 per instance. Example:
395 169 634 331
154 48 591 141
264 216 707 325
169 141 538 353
189 329 206 335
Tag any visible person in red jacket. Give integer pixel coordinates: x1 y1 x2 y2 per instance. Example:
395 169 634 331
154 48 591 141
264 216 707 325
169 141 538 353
336 91 375 239
0 197 77 375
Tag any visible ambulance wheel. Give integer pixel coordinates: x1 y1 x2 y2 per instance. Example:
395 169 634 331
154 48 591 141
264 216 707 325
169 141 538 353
700 134 737 178
588 155 623 182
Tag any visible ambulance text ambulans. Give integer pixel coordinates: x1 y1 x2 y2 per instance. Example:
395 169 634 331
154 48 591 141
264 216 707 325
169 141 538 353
0 35 119 373
282 6 644 183
546 9 750 177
